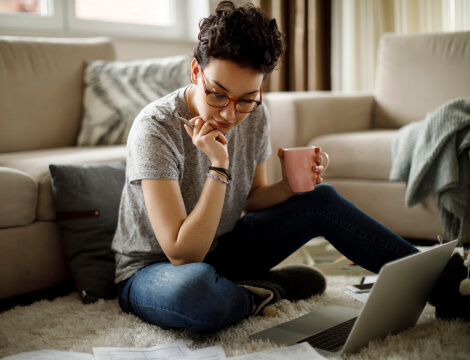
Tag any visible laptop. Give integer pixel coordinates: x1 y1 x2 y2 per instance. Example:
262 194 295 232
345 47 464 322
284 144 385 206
250 240 457 356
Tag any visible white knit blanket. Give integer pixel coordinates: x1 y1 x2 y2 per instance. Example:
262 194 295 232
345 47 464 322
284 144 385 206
389 98 470 245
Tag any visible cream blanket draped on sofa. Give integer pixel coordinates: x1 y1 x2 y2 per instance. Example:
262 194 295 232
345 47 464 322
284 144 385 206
390 98 470 246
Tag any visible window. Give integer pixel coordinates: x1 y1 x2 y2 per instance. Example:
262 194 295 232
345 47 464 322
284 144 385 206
0 0 63 30
0 0 198 40
74 0 171 26
67 0 186 39
0 0 44 14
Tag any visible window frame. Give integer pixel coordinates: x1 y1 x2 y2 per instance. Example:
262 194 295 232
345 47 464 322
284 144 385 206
0 0 196 40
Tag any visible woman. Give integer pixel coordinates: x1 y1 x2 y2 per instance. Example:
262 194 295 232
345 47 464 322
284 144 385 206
112 1 466 334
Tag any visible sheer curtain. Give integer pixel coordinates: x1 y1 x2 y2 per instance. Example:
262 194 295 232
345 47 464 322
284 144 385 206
332 0 470 92
253 0 331 92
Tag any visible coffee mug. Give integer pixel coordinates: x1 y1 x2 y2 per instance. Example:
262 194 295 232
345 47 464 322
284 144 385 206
283 146 330 192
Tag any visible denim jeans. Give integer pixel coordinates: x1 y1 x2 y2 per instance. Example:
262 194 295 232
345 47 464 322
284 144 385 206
118 184 418 333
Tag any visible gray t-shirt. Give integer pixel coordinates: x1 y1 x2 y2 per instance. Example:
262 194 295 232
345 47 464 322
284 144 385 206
112 87 272 283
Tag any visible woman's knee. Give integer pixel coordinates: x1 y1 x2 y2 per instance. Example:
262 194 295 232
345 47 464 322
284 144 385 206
309 183 338 198
138 262 218 299
171 262 220 296
130 262 249 333
133 262 240 309
293 183 341 205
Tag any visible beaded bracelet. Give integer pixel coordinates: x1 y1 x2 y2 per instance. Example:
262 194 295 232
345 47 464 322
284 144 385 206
208 166 231 181
206 172 231 192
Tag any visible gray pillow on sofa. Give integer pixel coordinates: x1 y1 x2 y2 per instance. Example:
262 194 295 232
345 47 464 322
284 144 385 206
77 55 191 146
49 162 126 304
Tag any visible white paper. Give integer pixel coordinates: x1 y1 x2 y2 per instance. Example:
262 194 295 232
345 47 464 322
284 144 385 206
344 275 378 303
190 345 226 359
229 343 326 360
93 342 192 360
2 349 94 360
362 275 378 284
344 289 370 303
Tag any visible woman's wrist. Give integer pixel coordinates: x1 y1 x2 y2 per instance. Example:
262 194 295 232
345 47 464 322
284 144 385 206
210 160 229 169
207 164 231 192
206 172 231 192
280 177 296 196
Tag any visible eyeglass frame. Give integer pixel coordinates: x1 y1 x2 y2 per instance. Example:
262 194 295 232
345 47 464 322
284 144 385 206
199 67 262 113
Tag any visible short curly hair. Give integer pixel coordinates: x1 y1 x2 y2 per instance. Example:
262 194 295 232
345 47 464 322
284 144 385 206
193 1 285 76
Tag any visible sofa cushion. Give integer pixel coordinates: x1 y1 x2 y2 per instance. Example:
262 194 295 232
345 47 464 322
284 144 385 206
0 36 115 153
0 167 37 228
309 130 396 181
0 145 127 221
374 32 470 129
49 161 126 303
77 55 191 146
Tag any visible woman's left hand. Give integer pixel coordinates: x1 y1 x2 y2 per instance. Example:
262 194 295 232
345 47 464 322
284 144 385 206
312 147 325 184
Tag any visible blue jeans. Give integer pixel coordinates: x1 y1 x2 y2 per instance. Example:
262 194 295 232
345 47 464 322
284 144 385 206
118 184 418 333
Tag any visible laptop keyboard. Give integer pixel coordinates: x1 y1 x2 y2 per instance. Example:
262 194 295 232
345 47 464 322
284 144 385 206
298 317 358 352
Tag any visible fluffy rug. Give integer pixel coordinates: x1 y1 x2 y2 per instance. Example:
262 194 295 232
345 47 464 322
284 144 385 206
1 273 469 360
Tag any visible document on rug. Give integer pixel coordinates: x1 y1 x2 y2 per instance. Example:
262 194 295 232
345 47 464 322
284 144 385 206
93 342 226 360
229 343 326 360
1 349 94 359
93 342 192 360
190 345 226 359
344 289 370 303
344 275 378 303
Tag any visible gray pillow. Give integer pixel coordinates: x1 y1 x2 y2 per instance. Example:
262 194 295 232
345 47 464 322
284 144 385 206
77 55 191 146
49 162 126 304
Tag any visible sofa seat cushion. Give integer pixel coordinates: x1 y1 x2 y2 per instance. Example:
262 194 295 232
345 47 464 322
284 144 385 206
0 221 71 299
0 145 126 221
308 130 396 181
0 167 37 228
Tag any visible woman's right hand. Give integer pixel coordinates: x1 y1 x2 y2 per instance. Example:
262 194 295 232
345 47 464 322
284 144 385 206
184 117 229 168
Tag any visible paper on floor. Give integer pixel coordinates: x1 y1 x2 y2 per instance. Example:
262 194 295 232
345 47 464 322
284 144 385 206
1 349 94 360
230 343 326 360
93 342 226 360
4 341 323 360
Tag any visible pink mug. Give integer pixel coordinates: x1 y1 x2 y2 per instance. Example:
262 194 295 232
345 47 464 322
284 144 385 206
283 146 330 192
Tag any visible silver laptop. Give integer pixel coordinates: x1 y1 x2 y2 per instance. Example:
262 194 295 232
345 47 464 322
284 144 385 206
250 240 457 356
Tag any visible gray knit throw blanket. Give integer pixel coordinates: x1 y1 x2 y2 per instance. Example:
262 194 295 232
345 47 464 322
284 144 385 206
390 97 470 246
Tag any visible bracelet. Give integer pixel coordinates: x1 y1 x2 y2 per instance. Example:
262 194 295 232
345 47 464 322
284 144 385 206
206 172 231 192
210 169 230 182
209 166 231 181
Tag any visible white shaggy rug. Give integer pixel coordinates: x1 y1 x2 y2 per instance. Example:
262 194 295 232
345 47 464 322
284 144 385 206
1 273 469 360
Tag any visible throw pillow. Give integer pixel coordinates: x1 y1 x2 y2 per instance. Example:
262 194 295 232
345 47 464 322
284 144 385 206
49 161 126 304
77 55 191 146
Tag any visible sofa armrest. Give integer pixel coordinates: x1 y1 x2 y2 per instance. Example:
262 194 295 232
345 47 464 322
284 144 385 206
0 166 37 228
264 91 375 183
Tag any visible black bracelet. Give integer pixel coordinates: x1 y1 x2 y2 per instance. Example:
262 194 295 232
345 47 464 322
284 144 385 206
209 166 231 181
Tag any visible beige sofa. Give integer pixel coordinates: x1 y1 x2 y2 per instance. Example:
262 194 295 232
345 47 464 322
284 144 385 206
0 37 126 300
1 32 468 302
265 31 470 245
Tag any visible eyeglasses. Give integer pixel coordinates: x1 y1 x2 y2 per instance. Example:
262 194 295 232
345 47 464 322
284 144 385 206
200 68 262 113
